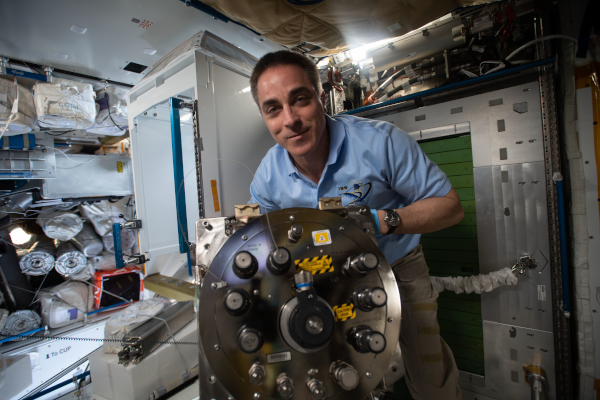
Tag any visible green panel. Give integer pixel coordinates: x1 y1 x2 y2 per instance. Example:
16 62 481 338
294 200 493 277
457 212 477 226
419 136 471 154
455 357 485 375
442 332 484 351
423 249 479 264
461 200 476 212
427 149 473 165
438 297 482 314
422 225 478 239
439 161 473 177
428 261 479 275
448 174 475 188
448 345 485 363
437 309 483 326
454 187 475 201
438 290 481 302
421 238 479 251
439 319 483 338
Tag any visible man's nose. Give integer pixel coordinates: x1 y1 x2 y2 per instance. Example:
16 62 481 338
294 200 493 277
282 105 300 127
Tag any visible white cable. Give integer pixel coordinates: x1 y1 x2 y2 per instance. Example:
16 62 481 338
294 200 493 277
48 146 103 165
430 267 519 295
505 34 577 61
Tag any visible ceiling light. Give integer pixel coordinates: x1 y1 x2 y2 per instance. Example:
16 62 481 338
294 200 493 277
70 25 87 34
54 52 68 59
143 48 157 55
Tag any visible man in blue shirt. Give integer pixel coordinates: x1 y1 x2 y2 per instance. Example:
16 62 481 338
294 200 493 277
249 51 464 400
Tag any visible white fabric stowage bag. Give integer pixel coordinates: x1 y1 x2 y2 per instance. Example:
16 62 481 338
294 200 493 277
103 298 171 353
79 198 130 237
34 78 96 129
86 86 129 136
36 208 84 241
91 250 117 271
0 78 37 135
37 281 94 329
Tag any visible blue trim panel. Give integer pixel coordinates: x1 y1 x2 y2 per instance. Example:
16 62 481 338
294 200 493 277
113 222 124 269
5 68 47 81
170 98 191 254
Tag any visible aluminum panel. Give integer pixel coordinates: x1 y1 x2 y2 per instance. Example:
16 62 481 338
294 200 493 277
0 133 56 180
42 153 133 198
374 83 543 167
475 163 553 331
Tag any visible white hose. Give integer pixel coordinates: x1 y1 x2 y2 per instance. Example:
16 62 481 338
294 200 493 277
430 267 518 294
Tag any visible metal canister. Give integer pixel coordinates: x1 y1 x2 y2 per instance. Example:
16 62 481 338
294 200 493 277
0 309 41 337
19 239 56 276
71 223 103 257
55 241 88 277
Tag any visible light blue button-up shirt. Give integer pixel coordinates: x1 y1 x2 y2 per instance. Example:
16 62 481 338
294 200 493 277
249 114 452 263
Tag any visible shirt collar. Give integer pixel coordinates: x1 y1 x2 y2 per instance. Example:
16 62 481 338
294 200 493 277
284 115 347 177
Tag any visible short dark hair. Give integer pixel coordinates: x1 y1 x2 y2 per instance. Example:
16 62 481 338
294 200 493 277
250 50 322 106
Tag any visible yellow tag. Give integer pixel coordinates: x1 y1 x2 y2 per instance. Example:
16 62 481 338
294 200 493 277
312 230 332 246
295 256 334 275
332 303 356 322
116 161 123 173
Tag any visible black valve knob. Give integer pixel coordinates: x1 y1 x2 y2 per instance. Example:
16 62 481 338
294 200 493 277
348 325 386 354
288 224 303 241
267 247 292 275
345 252 379 278
354 286 387 311
223 289 251 316
233 251 258 279
237 326 264 353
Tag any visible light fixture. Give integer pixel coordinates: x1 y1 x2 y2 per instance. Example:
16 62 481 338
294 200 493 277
10 227 32 245
54 52 68 59
143 48 157 55
70 25 87 34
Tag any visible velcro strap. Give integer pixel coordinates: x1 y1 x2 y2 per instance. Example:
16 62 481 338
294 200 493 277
413 302 438 312
418 326 440 335
422 352 444 363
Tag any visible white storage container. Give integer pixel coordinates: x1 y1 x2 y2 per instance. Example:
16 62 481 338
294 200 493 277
0 77 37 135
87 86 129 136
34 78 96 129
37 281 94 329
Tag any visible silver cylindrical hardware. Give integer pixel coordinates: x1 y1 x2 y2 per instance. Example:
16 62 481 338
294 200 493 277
307 379 326 400
306 315 324 335
294 270 313 291
248 363 266 385
330 361 360 390
19 239 55 276
223 289 251 316
354 286 387 311
44 66 54 83
267 247 292 275
54 241 87 277
348 325 387 354
237 326 264 353
345 252 379 278
288 224 303 241
276 373 294 399
71 223 104 257
527 370 547 400
233 251 258 279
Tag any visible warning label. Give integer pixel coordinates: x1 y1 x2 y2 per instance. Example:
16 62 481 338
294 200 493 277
296 256 334 275
333 303 356 322
312 230 332 246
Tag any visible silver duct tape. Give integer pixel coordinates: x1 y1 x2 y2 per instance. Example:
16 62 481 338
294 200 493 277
0 309 41 337
19 240 55 276
71 223 104 257
0 309 8 331
55 241 88 277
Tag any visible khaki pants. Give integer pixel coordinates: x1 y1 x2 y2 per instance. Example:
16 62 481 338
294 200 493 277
391 245 462 400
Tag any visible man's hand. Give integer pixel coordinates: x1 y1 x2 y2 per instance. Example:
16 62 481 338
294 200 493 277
377 188 464 235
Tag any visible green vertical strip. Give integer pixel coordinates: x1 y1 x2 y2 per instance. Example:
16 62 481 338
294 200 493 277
419 134 485 377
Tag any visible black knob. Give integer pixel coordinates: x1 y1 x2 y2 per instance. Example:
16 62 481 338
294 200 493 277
237 326 264 353
354 286 387 311
267 247 292 275
348 325 386 354
223 289 251 316
288 224 303 241
233 251 258 279
345 252 379 278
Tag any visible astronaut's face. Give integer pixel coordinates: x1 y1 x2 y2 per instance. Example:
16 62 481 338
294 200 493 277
256 64 327 159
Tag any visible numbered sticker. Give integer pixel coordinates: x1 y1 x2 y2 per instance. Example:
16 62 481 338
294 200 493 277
312 230 332 246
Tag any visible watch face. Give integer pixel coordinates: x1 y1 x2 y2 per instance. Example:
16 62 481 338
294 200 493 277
385 210 400 226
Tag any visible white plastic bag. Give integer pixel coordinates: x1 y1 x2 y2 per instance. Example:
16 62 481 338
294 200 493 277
78 198 131 237
102 229 135 254
37 281 94 329
34 78 96 129
36 208 83 241
103 298 171 353
90 250 117 271
86 86 128 136
0 78 36 135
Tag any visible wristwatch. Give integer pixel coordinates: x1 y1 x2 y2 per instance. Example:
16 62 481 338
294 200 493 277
383 209 400 234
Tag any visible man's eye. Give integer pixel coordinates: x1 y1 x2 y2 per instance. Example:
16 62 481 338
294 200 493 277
296 96 307 102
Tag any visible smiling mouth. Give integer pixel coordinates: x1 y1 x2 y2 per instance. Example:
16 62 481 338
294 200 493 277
288 129 308 140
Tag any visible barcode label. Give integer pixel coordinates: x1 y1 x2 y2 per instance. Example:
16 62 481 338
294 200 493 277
404 66 416 79
267 351 292 364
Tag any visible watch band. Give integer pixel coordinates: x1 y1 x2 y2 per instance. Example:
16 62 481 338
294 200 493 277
384 209 399 235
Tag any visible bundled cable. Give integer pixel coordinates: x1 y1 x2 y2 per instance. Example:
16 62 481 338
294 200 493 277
430 267 519 295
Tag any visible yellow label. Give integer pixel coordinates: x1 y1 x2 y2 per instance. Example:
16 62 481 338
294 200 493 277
312 230 332 246
295 256 334 275
332 303 356 322
116 161 123 173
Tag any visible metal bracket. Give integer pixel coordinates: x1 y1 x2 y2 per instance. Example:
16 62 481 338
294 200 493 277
124 254 148 267
511 250 549 277
118 337 143 366
318 197 344 211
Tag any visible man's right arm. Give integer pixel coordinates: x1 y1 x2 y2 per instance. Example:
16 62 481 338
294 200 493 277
248 163 280 213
